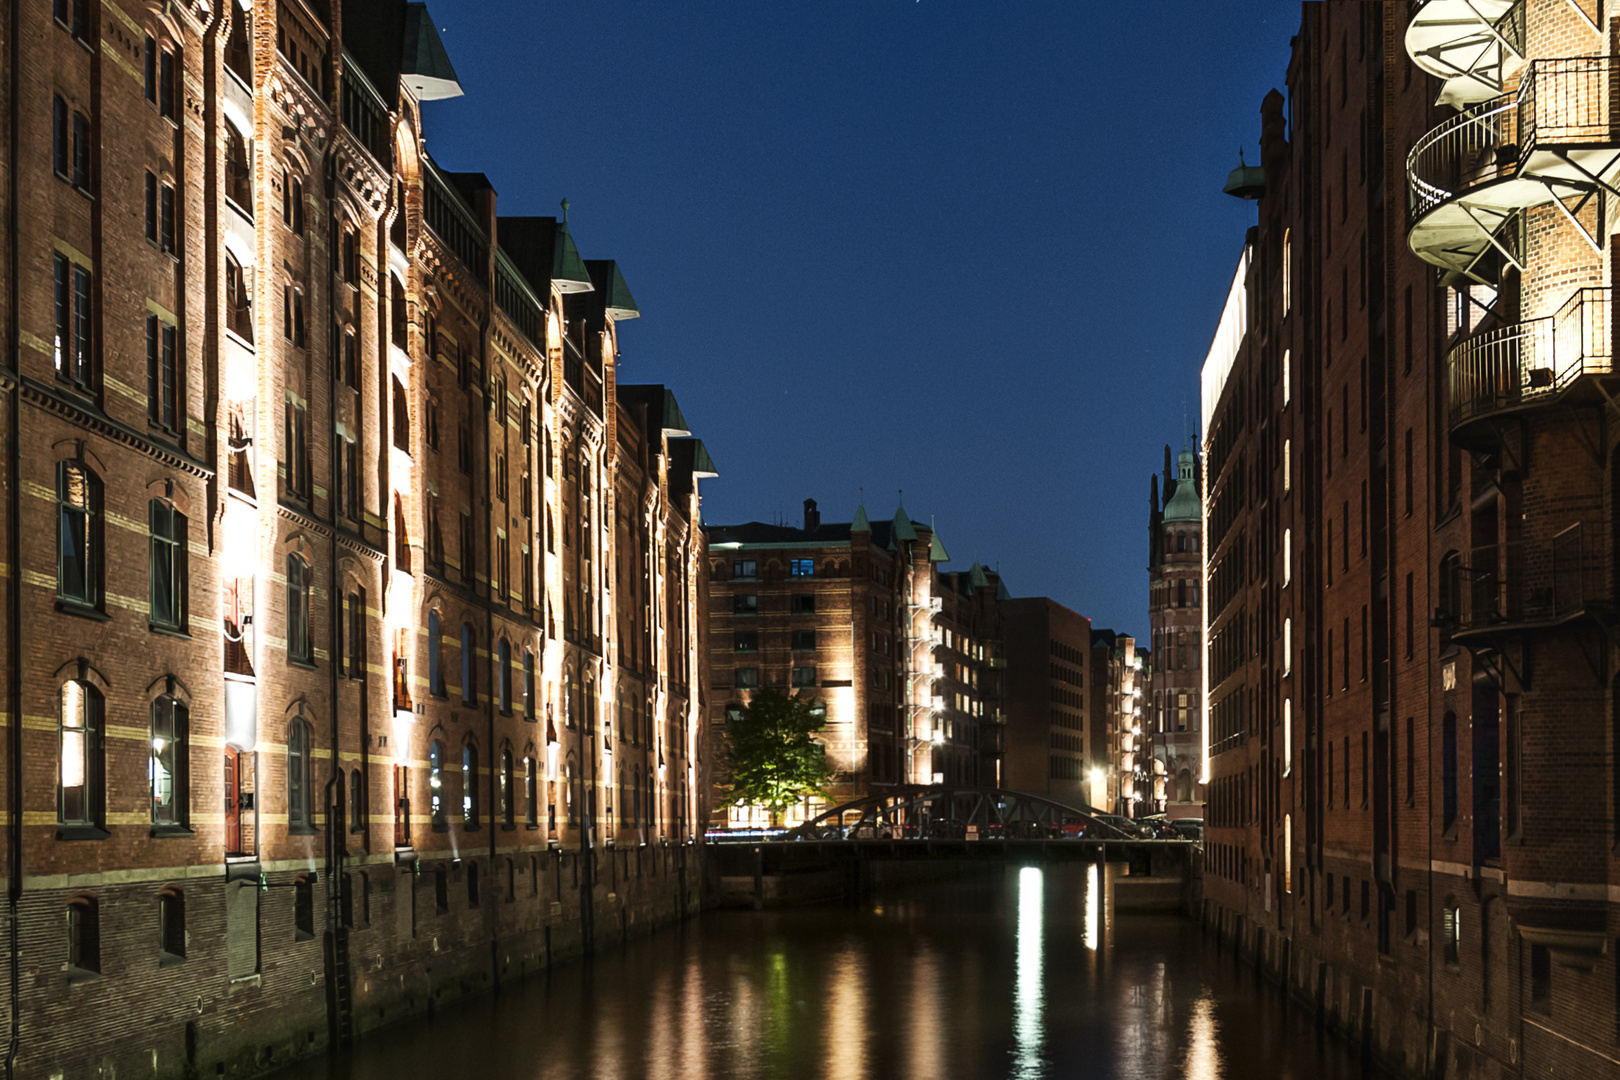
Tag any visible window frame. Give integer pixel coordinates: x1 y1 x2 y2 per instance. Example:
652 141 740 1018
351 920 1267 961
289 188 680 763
56 460 101 612
148 498 188 631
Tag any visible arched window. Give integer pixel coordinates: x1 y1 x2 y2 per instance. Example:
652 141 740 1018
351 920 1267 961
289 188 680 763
158 886 185 961
149 498 188 630
349 767 364 834
460 623 477 704
287 717 312 830
500 748 514 826
342 225 358 284
462 742 479 828
428 740 446 829
428 610 444 696
524 751 538 828
286 554 312 662
497 638 512 714
523 650 535 719
57 461 100 609
59 679 103 829
150 694 187 828
66 894 100 976
392 376 410 450
282 170 304 235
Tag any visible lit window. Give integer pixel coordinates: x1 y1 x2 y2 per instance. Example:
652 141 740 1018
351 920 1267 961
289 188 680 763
1282 529 1291 587
150 694 187 827
789 558 815 576
463 743 480 828
429 741 446 828
1283 618 1292 676
500 748 514 826
53 254 93 389
59 680 103 829
1283 348 1291 406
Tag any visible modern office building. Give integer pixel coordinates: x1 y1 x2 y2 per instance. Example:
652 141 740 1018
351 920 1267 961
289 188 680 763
998 597 1094 805
0 1 712 1075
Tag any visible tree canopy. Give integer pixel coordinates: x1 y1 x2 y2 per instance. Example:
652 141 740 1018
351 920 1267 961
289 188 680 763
721 688 832 820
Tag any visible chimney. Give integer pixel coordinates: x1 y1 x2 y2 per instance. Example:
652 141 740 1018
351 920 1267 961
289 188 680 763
803 498 820 532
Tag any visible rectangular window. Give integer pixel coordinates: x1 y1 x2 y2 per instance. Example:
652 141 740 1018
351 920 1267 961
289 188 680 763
734 667 759 689
459 512 475 584
733 594 757 616
733 630 758 653
144 36 159 103
789 558 815 576
145 316 177 432
341 437 359 520
145 171 159 243
148 500 187 630
283 400 309 501
790 594 816 615
159 47 176 121
732 559 757 578
791 666 817 688
791 628 817 652
72 109 89 190
53 255 93 390
160 181 176 254
347 591 365 678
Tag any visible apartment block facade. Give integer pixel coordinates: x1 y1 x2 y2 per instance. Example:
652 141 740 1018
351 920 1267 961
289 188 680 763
1202 3 1620 1077
0 1 712 1077
704 501 1004 823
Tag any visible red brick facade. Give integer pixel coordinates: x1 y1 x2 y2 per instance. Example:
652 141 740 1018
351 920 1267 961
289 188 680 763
1202 4 1620 1077
0 1 712 1076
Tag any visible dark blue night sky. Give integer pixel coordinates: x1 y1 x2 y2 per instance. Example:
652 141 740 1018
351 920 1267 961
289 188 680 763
419 1 1298 638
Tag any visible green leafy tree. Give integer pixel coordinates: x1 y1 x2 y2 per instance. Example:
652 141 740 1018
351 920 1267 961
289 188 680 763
721 688 832 824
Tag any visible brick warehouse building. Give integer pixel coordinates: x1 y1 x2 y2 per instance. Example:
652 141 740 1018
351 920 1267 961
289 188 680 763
1147 442 1206 818
704 500 1008 823
0 0 714 1076
1200 3 1620 1077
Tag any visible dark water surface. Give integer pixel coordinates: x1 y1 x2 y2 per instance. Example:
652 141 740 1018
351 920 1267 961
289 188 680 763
282 864 1388 1080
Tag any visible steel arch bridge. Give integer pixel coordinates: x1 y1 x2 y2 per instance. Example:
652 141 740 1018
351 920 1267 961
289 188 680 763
780 785 1135 842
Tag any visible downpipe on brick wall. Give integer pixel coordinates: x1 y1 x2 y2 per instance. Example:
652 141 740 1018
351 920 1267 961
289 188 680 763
6 0 25 1066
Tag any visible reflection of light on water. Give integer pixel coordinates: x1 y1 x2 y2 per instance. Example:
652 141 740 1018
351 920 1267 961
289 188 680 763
908 945 943 1080
1084 862 1100 951
823 947 867 1080
1184 995 1223 1080
1013 866 1045 1079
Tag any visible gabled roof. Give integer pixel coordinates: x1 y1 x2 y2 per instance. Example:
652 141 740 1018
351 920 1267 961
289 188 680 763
586 260 639 321
851 501 871 533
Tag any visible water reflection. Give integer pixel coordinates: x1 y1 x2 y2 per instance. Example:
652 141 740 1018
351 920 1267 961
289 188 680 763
283 865 1388 1080
1013 866 1045 1078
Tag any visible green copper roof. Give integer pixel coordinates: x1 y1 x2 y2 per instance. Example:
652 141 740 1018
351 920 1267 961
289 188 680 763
552 213 594 294
587 260 639 321
1223 151 1265 200
401 4 463 101
1163 449 1201 523
688 439 718 478
851 501 871 533
662 390 691 437
892 505 918 542
927 517 948 562
969 561 990 588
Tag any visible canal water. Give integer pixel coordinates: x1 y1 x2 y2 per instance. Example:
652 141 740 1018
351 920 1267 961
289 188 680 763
286 864 1388 1080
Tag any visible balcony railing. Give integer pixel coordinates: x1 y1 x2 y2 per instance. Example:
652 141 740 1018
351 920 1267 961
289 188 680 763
1449 287 1613 430
1409 57 1620 221
1409 94 1518 219
1449 524 1606 634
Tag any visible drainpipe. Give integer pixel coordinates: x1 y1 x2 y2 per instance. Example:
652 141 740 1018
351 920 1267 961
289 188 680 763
5 0 25 1067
